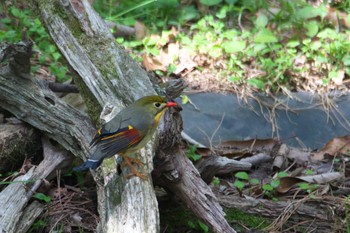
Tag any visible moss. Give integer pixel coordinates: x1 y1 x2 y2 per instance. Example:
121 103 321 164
158 198 215 233
73 73 102 124
158 197 272 233
224 208 270 232
102 157 117 170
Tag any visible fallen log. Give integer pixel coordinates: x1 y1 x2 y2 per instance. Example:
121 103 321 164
218 194 343 232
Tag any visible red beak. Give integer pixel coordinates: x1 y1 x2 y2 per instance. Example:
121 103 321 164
166 102 177 107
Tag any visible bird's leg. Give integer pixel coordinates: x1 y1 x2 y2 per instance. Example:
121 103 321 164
121 155 147 180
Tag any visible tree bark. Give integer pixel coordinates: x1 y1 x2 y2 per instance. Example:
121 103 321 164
0 137 70 233
218 194 342 232
153 109 237 233
14 0 160 231
0 122 40 173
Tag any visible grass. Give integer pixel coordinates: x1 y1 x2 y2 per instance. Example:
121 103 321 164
106 0 350 94
1 0 349 93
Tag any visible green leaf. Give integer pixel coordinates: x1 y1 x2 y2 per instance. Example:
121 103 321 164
180 6 199 22
304 21 318 37
262 184 273 191
34 193 51 203
342 55 350 66
255 13 268 28
328 70 338 79
286 40 300 48
296 5 327 19
298 182 309 190
187 221 196 229
247 78 265 89
52 52 61 61
10 7 21 17
216 6 228 19
1 18 12 24
317 28 337 39
167 64 177 74
228 76 241 83
212 177 220 186
200 0 223 6
225 0 237 3
223 41 246 53
310 41 322 51
181 95 189 104
254 29 277 43
277 172 289 178
305 169 314 175
271 179 280 188
188 153 202 161
235 171 249 180
249 178 260 185
198 221 209 232
233 180 245 190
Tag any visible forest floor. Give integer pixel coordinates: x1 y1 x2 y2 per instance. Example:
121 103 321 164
1 0 350 232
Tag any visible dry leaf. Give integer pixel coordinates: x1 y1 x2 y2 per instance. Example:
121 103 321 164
276 177 304 193
135 20 147 40
332 69 345 85
276 172 342 193
174 48 198 74
142 53 167 71
298 172 342 184
312 136 350 160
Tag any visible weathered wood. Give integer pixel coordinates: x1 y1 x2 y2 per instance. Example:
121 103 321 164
19 0 160 231
0 122 40 173
0 137 70 233
0 42 94 159
195 156 252 184
218 194 342 232
16 201 44 233
153 109 237 233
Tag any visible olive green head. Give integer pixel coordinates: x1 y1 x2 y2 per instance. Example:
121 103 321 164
133 95 177 118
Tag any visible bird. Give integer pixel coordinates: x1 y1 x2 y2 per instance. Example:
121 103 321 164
73 95 177 179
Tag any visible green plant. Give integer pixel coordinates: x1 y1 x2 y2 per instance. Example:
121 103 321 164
29 219 47 233
212 176 220 186
345 196 350 233
187 220 209 233
33 192 51 203
0 6 69 82
298 182 319 194
186 144 202 161
233 171 260 190
94 0 198 30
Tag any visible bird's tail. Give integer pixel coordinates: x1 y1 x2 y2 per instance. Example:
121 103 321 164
73 159 102 171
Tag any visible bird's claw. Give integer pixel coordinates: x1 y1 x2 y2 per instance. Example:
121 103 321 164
122 156 147 180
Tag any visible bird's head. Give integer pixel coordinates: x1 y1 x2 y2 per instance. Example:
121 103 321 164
134 95 177 123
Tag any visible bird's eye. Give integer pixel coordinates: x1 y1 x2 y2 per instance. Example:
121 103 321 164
154 102 161 108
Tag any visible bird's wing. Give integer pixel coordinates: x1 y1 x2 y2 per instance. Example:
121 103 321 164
91 125 143 159
90 113 131 147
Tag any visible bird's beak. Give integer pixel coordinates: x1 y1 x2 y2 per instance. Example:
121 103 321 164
166 102 177 107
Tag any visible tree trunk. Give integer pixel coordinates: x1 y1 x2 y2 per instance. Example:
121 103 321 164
153 108 236 233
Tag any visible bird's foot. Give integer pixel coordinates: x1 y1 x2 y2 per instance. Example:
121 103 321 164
122 156 147 180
